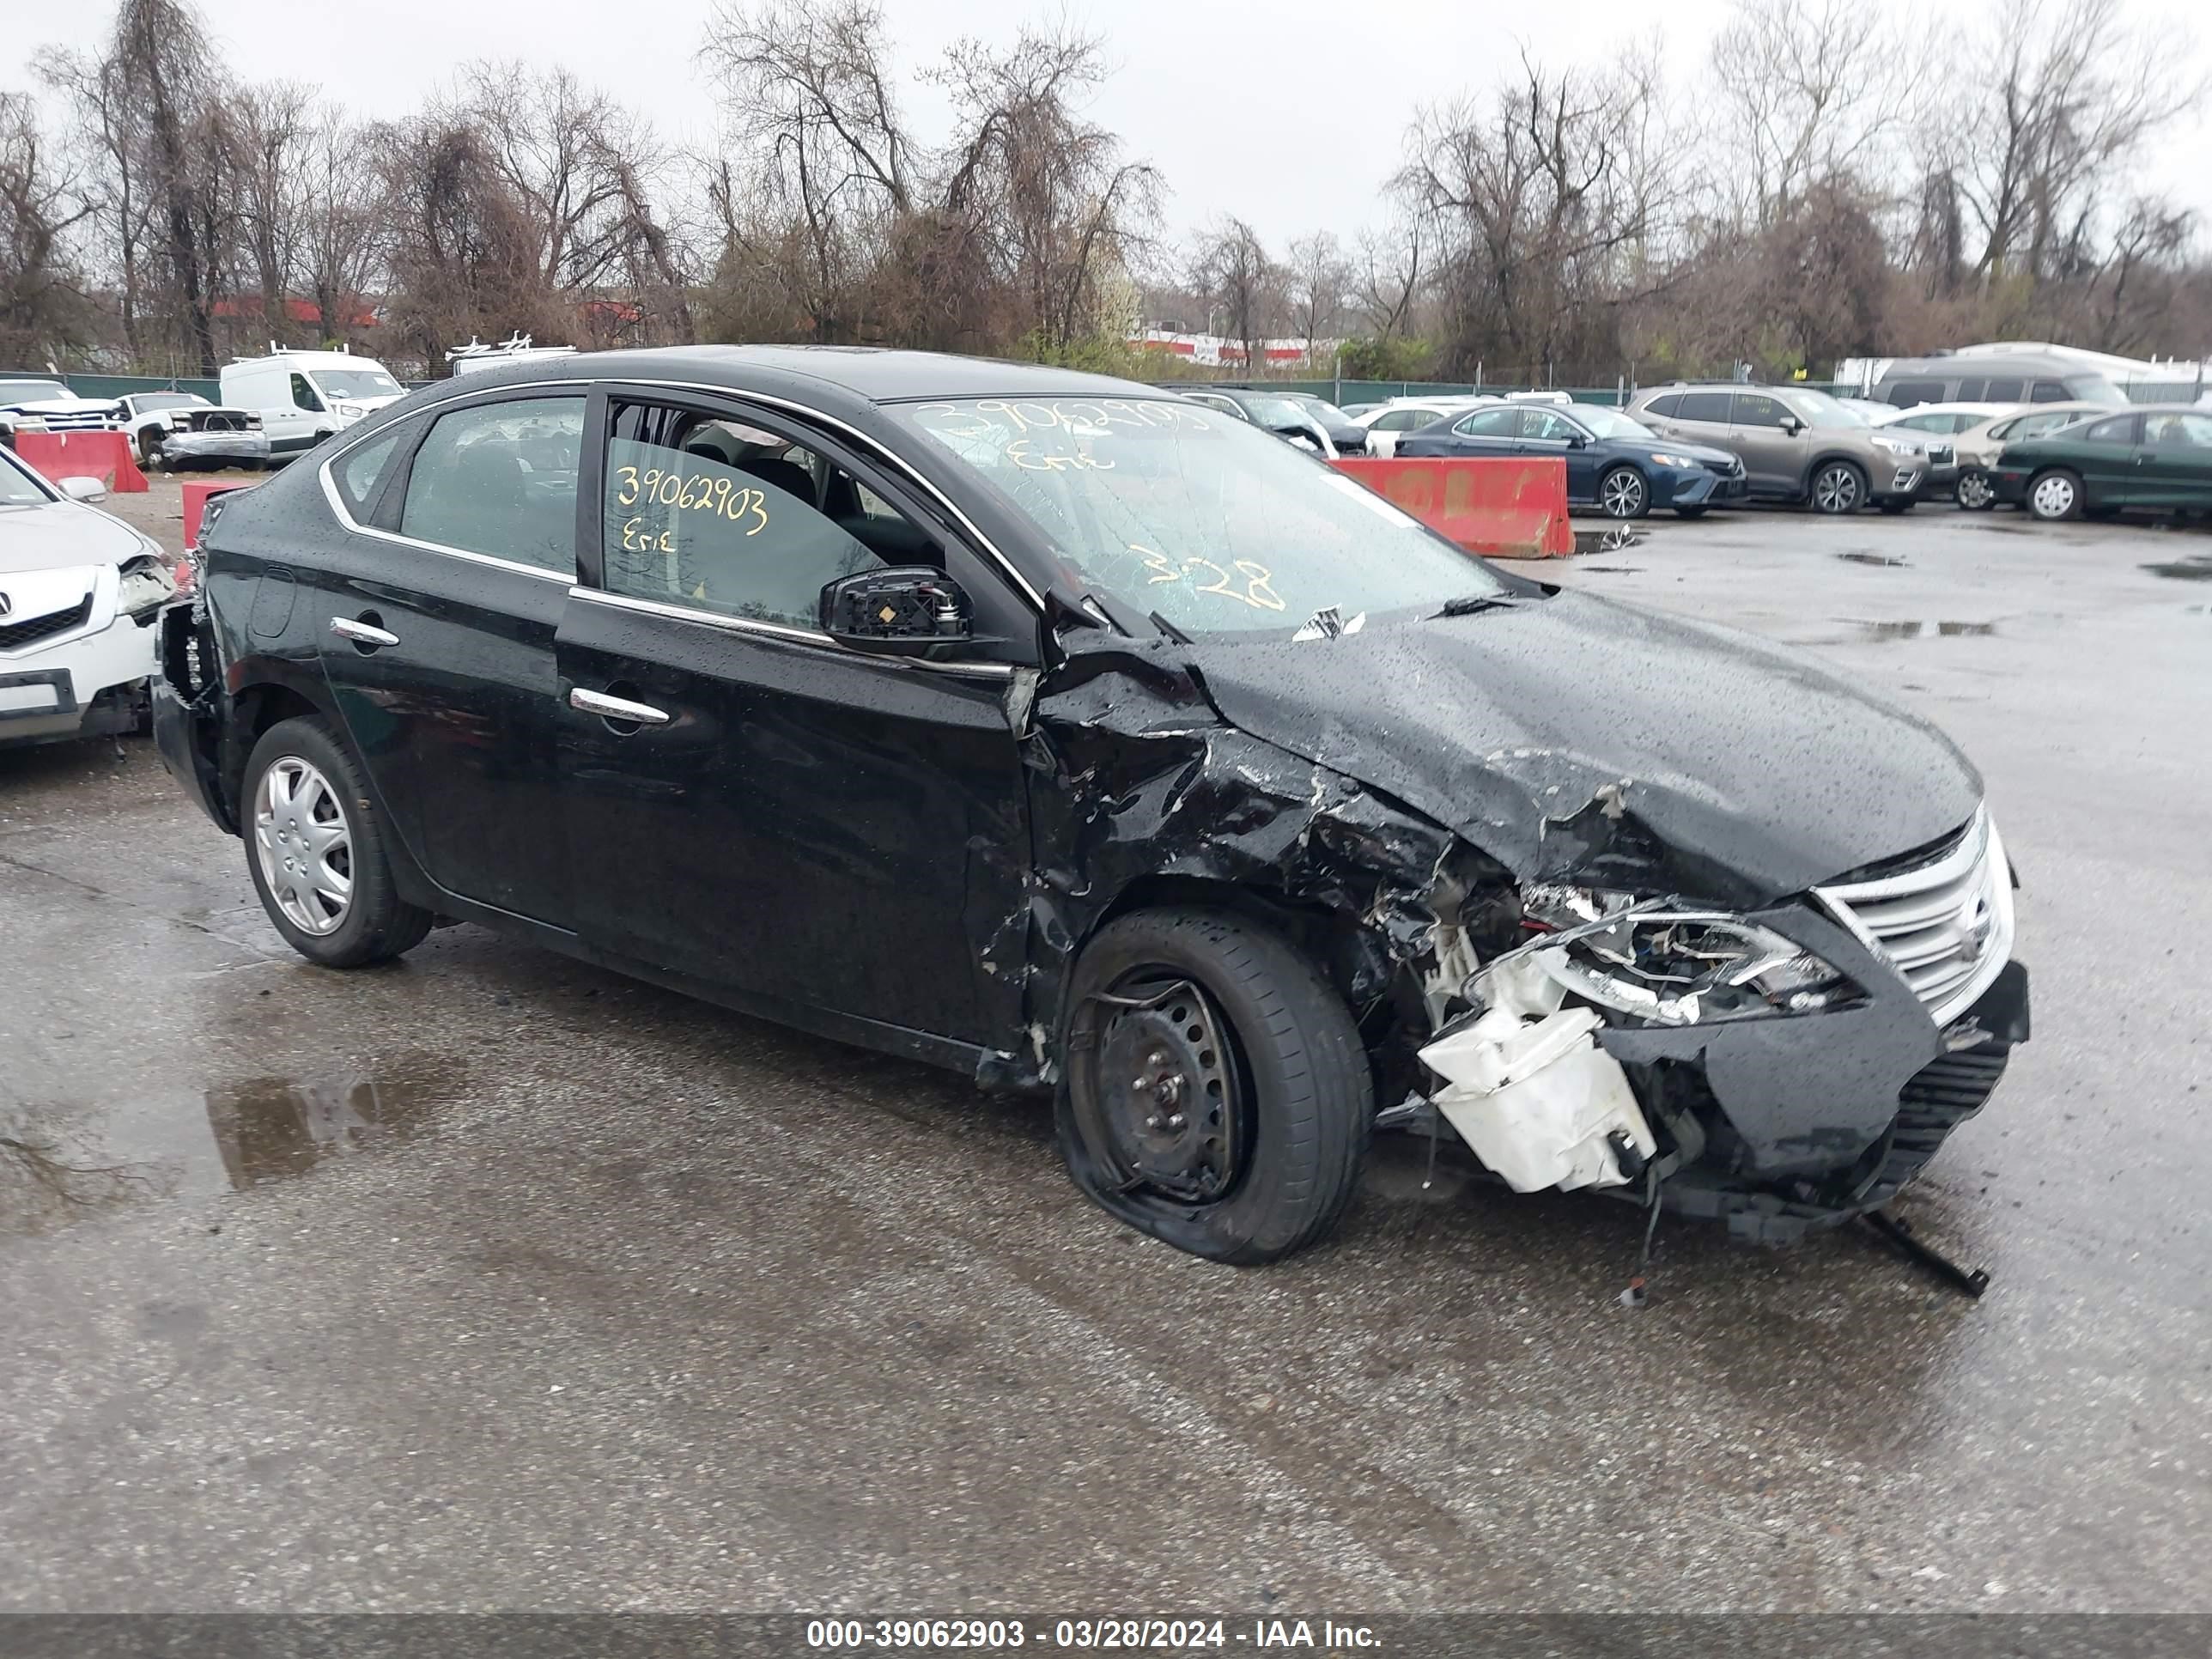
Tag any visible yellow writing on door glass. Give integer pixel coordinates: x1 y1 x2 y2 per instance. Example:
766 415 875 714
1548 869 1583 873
614 465 770 535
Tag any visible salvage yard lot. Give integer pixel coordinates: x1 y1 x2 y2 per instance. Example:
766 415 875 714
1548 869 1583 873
3 485 2208 1612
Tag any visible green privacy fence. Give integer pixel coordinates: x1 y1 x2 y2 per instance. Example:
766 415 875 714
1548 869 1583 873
48 372 223 402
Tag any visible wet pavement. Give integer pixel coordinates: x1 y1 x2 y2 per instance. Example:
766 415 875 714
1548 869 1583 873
3 488 2209 1612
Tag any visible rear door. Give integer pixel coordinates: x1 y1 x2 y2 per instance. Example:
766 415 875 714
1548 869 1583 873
554 386 1034 1047
315 390 586 926
1724 392 1806 495
1407 404 1520 458
2133 411 2212 509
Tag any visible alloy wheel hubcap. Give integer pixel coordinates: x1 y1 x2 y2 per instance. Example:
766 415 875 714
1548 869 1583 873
1602 472 1644 516
1815 467 1860 512
253 757 354 935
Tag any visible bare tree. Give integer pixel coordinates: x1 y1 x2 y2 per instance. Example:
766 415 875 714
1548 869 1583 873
219 81 319 344
107 0 228 374
1188 217 1281 374
1285 231 1351 363
0 92 98 363
1713 0 1933 227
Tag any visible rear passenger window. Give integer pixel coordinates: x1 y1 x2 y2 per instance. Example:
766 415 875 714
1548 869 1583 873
1886 380 1945 407
1984 378 2023 401
601 403 892 629
2083 416 2136 443
400 397 583 573
1676 392 1733 422
1953 378 1984 401
2030 382 2069 402
1643 394 1680 418
333 425 406 520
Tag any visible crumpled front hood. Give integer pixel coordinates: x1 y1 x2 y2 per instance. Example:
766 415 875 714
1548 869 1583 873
1183 590 1983 907
0 501 149 575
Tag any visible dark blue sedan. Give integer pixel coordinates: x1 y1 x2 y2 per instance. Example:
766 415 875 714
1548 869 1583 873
1397 401 1749 519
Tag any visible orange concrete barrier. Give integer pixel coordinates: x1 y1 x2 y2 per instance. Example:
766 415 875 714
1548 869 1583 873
183 479 255 551
14 429 149 495
1333 456 1573 558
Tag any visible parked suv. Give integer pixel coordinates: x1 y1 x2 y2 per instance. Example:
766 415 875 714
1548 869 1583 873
1630 384 1933 514
155 346 2027 1261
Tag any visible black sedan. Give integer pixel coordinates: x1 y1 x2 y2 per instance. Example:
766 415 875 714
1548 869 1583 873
1397 400 1748 518
156 346 2025 1266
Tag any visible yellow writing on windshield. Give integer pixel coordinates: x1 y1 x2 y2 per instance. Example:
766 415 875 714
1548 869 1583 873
1133 544 1285 612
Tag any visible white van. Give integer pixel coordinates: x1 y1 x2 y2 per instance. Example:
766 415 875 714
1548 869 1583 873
218 349 405 461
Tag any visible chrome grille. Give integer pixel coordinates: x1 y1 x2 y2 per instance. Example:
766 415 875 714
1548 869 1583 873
1815 808 2014 1027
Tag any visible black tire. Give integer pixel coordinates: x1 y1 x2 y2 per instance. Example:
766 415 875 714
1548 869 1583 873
1057 907 1371 1265
242 715 433 968
1674 504 1709 519
138 431 165 471
2026 468 2085 522
1877 498 1916 514
1597 465 1650 520
1808 459 1868 514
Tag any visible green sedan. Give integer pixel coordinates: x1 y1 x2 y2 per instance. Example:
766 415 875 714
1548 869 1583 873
1991 404 2212 521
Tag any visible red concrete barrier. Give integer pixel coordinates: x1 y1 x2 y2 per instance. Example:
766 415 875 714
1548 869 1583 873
183 479 255 551
1332 456 1573 558
14 429 149 495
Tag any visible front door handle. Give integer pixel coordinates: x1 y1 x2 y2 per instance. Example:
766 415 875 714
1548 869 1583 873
568 686 672 726
329 616 399 648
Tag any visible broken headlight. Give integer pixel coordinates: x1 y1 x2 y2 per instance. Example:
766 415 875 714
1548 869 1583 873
1508 885 1861 1024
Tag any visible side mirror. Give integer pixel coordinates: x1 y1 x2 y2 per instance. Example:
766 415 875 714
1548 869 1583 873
1565 432 1589 448
60 475 108 502
1780 416 1802 435
820 566 972 656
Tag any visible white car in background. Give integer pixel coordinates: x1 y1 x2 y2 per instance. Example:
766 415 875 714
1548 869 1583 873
0 445 174 749
219 349 405 463
1353 397 1499 457
1872 402 2021 499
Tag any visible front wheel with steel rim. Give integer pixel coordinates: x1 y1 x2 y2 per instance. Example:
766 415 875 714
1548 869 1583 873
243 715 433 968
1954 469 1997 510
1598 466 1650 520
1058 908 1371 1265
1809 460 1867 514
2027 469 2083 521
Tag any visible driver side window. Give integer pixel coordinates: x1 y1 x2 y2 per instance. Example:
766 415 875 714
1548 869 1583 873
602 403 906 630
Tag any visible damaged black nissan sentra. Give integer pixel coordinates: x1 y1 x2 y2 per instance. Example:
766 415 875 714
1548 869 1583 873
155 347 2028 1263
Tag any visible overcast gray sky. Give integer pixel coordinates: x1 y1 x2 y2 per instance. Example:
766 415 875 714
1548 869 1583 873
15 0 2211 248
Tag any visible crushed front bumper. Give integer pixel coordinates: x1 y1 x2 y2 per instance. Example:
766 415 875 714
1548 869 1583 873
163 429 270 467
0 603 160 748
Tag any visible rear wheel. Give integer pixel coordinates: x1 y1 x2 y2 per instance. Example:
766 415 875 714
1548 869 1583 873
2027 469 2084 521
243 716 432 968
1597 466 1650 520
138 431 165 471
1809 461 1868 514
1058 908 1371 1265
1955 469 1996 510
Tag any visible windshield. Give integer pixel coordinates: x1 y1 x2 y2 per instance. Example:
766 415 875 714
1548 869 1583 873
0 379 71 406
313 368 403 399
1291 395 1353 424
1573 405 1655 440
897 397 1510 636
133 392 204 412
0 447 56 505
1780 388 1868 428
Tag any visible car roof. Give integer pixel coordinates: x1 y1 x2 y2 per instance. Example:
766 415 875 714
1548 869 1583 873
423 344 1182 413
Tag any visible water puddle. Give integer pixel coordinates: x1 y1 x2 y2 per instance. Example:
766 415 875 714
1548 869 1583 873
1574 526 1647 555
1851 620 1999 641
1837 552 1908 567
3 1057 459 1235
2142 557 2212 581
1580 564 1645 574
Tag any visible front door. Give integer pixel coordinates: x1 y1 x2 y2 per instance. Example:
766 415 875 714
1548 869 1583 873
2133 410 2212 510
315 392 585 926
1725 391 1808 496
555 390 1033 1048
1520 407 1595 500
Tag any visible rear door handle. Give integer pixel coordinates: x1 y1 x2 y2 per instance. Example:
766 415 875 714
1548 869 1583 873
568 687 672 726
329 617 399 648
